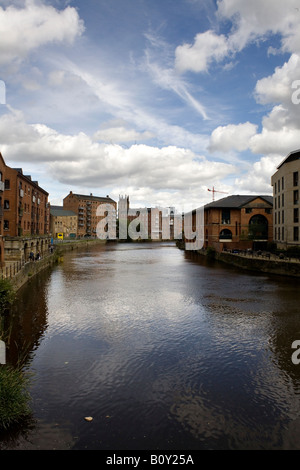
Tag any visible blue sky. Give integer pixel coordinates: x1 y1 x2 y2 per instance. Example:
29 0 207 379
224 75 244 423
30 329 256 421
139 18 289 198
0 0 300 210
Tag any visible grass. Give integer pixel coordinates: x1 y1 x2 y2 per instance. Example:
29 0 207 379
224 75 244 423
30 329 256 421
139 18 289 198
0 365 32 431
0 279 32 432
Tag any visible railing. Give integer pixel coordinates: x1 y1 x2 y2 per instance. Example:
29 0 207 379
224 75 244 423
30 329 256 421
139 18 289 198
0 259 25 279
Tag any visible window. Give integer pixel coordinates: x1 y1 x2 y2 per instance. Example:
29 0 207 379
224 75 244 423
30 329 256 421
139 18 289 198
275 212 277 224
294 171 299 187
265 208 271 214
282 210 284 224
282 193 284 207
294 208 299 224
282 176 284 190
278 179 281 192
245 208 252 214
4 200 9 209
282 227 284 241
274 182 277 194
221 209 230 224
294 190 299 205
278 196 280 209
278 211 280 224
4 220 9 230
294 227 299 242
219 229 232 240
4 179 10 190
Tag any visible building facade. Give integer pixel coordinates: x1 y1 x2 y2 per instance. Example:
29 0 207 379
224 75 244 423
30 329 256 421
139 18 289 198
0 152 49 241
0 153 5 265
271 149 300 249
50 206 78 239
63 192 117 238
186 195 273 252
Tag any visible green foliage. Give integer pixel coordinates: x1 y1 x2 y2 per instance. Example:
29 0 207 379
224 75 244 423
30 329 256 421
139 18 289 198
0 365 32 431
0 279 16 314
206 246 216 258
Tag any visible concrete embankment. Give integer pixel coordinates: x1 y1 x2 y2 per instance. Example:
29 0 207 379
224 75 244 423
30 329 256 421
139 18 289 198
11 239 107 291
216 251 300 277
197 249 300 278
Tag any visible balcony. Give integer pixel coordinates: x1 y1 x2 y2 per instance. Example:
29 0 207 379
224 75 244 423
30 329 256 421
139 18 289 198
19 189 24 198
0 181 4 192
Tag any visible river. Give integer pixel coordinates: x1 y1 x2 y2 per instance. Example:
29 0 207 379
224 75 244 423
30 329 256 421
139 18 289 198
1 242 300 450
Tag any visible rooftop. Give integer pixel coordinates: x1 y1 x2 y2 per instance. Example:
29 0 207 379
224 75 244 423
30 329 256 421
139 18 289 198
50 206 77 217
277 149 300 169
65 191 116 204
204 195 273 209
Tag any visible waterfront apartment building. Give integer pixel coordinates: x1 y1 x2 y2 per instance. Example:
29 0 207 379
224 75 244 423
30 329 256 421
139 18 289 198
0 153 5 265
0 152 49 240
185 195 273 252
50 206 78 239
271 149 300 249
63 191 117 238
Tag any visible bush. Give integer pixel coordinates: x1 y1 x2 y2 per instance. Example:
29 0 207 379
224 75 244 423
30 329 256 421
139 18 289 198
0 279 16 314
0 365 32 431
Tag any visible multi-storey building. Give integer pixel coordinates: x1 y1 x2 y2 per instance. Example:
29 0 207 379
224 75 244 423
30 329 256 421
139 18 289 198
0 153 5 265
0 152 49 239
50 206 78 239
185 195 273 252
63 191 117 238
118 195 180 241
271 149 300 249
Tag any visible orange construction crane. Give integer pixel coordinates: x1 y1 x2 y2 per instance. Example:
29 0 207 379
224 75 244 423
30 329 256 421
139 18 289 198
208 186 228 201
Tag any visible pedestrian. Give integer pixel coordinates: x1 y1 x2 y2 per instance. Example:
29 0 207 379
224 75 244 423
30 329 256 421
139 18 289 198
29 251 34 261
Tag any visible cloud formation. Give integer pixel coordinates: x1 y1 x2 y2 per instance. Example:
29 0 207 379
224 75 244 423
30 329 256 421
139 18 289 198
0 0 84 66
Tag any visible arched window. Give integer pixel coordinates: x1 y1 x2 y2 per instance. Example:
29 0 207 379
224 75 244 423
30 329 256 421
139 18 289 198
249 214 268 240
219 229 232 240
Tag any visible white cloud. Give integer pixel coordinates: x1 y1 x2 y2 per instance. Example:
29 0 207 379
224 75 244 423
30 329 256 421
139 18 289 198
218 0 300 54
93 120 154 144
234 154 283 194
209 122 258 153
0 109 235 201
175 0 300 75
0 0 84 66
254 54 300 106
175 30 229 73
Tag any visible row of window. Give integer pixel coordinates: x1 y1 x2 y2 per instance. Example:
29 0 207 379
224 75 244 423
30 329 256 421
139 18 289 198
3 220 45 231
274 190 299 210
274 172 299 194
274 208 299 225
275 226 299 242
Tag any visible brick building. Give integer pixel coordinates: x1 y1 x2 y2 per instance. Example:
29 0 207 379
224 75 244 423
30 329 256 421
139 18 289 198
0 153 5 265
50 206 78 239
0 152 49 241
185 195 273 252
63 191 117 238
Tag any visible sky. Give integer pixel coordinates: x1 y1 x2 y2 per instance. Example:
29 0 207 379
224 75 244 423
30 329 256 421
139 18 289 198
0 0 300 211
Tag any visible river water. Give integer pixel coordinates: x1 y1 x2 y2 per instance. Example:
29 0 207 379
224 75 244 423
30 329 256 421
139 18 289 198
1 242 300 450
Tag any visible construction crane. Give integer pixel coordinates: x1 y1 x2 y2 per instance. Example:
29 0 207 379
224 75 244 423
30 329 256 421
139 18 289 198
208 187 228 201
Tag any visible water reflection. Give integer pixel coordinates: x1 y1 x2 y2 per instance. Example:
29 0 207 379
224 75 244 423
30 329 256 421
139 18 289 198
1 242 300 450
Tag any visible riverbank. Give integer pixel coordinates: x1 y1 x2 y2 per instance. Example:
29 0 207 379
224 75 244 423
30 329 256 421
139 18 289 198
179 244 300 278
9 238 107 292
